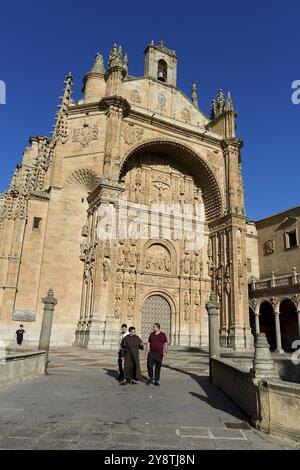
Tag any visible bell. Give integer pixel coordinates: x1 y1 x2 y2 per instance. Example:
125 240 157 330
157 71 165 81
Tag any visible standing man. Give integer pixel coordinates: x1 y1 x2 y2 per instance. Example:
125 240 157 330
119 327 144 385
16 324 26 349
117 323 129 381
146 323 168 386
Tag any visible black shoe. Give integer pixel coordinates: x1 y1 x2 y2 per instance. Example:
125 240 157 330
117 374 123 381
154 381 160 386
119 380 127 385
146 379 153 385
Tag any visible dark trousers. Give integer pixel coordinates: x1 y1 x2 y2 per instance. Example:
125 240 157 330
147 351 163 382
118 350 124 377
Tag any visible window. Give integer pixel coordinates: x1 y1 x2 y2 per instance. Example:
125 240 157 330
32 217 42 230
247 258 252 272
285 229 298 249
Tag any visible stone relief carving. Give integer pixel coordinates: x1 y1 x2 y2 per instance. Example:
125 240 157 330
181 253 191 275
181 107 191 122
145 244 171 273
130 89 142 104
157 92 166 109
184 291 190 322
194 292 200 322
192 254 203 277
264 239 275 255
72 124 98 148
66 168 99 193
121 123 144 145
151 181 170 203
224 262 231 295
127 286 135 319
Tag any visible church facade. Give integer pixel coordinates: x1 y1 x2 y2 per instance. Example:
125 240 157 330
0 42 255 350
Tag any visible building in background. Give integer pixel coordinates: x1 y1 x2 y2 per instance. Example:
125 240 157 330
0 41 298 352
247 206 300 352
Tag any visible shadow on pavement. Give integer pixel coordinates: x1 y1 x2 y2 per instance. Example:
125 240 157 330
163 364 247 421
103 368 148 383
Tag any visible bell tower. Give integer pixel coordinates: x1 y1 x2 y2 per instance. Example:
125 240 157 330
144 40 177 87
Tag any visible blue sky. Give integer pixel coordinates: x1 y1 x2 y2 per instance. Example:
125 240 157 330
0 0 299 221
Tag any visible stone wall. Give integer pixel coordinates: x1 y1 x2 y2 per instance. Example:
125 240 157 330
211 357 300 441
0 351 45 388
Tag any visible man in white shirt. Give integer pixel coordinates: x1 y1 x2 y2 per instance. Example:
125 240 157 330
117 324 129 380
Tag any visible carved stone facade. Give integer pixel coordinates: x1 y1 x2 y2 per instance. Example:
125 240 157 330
0 42 254 350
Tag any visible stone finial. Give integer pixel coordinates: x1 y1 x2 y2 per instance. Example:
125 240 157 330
217 89 224 115
224 91 234 112
206 292 220 313
42 288 58 308
191 81 199 108
123 52 128 73
108 43 123 67
52 72 73 144
210 99 217 120
250 333 280 379
89 52 105 76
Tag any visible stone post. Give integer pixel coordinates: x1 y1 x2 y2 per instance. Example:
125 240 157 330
250 333 280 379
254 312 260 335
274 311 284 354
38 288 58 373
206 292 220 379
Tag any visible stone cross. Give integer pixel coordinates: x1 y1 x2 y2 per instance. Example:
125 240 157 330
38 288 58 374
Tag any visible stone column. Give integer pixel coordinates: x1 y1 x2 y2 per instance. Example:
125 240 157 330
274 311 284 354
38 288 58 373
254 312 260 335
206 292 220 379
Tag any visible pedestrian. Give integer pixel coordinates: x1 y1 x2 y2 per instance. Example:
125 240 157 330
117 323 129 381
119 326 144 385
146 323 168 386
16 324 26 349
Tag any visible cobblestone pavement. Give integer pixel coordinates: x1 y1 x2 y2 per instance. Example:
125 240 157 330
0 348 298 450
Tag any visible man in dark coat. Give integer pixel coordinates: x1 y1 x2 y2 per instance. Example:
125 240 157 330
119 327 144 385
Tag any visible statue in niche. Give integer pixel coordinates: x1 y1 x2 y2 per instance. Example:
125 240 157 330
193 254 202 276
182 253 190 275
184 291 190 322
194 292 200 322
103 257 110 281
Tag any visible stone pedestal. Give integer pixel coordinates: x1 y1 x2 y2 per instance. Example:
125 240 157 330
250 333 280 379
227 326 246 350
102 316 119 350
85 320 106 350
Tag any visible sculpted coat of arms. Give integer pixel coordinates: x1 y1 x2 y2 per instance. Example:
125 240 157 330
121 123 144 145
73 124 99 148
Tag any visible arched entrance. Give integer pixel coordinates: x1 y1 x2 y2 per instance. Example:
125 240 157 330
141 295 171 343
280 299 298 351
260 301 276 351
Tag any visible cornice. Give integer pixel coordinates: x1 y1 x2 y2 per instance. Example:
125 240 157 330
127 109 223 147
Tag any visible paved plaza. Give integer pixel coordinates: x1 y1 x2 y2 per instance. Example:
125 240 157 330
0 348 298 450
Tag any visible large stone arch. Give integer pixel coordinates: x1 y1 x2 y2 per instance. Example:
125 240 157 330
119 139 223 222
